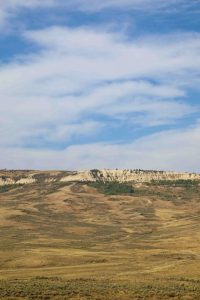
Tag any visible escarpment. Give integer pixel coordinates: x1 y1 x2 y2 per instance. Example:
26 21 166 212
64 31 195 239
0 169 200 186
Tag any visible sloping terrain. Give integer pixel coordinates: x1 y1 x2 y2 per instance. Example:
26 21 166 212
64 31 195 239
0 171 200 299
1 169 200 186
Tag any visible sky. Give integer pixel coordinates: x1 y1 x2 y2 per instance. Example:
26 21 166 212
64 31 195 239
0 0 200 171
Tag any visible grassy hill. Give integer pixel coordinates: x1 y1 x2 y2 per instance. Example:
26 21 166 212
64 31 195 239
0 172 200 299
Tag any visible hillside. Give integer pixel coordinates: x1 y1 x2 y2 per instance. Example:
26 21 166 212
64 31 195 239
0 170 200 299
1 169 200 186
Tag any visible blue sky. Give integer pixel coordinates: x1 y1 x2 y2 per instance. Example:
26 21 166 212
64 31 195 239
0 0 200 171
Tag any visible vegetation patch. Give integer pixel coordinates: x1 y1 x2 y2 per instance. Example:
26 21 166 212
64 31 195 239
90 169 100 177
148 179 200 188
89 181 134 195
0 184 23 193
1 277 200 299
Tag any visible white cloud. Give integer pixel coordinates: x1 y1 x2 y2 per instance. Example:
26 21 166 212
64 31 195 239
0 0 56 29
23 27 200 84
38 121 104 143
1 122 200 172
0 0 198 30
63 0 199 12
0 26 199 148
0 25 200 170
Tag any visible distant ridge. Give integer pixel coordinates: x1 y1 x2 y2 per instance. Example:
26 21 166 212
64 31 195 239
0 169 200 186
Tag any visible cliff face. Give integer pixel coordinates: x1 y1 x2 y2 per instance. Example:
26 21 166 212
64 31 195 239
0 174 36 186
91 169 200 183
0 169 200 186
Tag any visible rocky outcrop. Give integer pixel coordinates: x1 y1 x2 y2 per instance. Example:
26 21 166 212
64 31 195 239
0 175 36 186
90 169 200 183
60 171 95 183
61 169 200 183
0 169 200 186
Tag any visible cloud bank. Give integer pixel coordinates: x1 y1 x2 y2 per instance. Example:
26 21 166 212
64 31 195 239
0 2 200 171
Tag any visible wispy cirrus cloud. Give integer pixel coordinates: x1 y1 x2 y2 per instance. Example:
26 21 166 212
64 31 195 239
63 0 200 12
0 0 200 171
1 121 200 172
0 26 199 152
0 0 56 29
0 0 199 29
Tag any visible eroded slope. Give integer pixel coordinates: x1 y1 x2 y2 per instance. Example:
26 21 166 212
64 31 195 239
0 178 200 298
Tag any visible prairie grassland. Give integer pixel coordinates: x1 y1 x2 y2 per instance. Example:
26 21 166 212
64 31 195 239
0 175 200 299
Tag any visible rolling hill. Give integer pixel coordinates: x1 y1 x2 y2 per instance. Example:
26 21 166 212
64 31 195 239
0 169 200 299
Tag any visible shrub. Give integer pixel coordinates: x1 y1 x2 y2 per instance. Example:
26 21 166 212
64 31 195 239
0 184 23 193
89 181 134 195
148 179 199 188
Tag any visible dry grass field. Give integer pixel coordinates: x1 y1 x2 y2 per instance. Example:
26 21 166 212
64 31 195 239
0 172 200 299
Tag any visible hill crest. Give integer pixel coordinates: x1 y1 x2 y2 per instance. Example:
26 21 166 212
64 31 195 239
0 169 200 186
